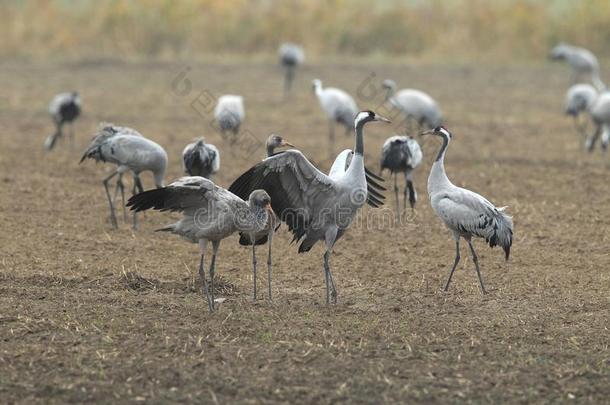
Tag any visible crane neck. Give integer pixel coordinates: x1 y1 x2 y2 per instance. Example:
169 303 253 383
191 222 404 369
266 144 275 157
354 120 365 155
384 86 395 100
428 135 452 193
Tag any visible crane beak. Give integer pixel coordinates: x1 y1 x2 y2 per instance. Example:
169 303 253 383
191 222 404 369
419 130 434 137
375 115 391 123
281 141 294 148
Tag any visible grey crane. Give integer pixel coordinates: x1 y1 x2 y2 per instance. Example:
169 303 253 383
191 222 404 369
312 79 358 155
586 92 610 152
45 91 81 151
382 79 442 131
265 134 294 157
127 177 273 312
182 138 220 179
564 83 598 143
214 95 245 141
423 126 513 294
80 123 167 229
229 111 389 304
278 43 304 97
380 135 423 212
550 43 606 91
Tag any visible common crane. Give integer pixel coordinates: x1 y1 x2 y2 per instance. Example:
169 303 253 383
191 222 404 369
182 138 220 179
382 79 442 131
423 126 513 294
45 91 81 151
128 178 273 312
380 135 423 212
229 111 389 304
550 43 606 91
279 43 304 97
214 95 245 141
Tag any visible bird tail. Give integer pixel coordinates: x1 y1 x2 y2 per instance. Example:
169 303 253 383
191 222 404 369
155 224 175 233
489 207 513 261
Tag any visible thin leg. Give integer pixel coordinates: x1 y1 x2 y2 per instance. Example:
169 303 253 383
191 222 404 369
198 241 213 312
131 177 139 230
267 231 273 301
406 171 416 210
585 125 601 152
467 240 487 294
443 239 461 292
210 240 220 309
251 240 258 301
393 173 399 214
323 250 337 304
112 174 127 223
103 171 120 229
69 122 75 149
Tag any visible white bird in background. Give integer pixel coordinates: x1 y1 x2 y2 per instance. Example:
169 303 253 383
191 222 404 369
382 79 442 132
229 111 389 304
586 92 610 152
380 135 423 212
127 178 273 312
423 126 513 294
564 83 598 142
278 43 304 97
312 79 358 156
182 138 220 179
214 95 245 141
80 123 167 229
550 43 606 91
45 91 81 151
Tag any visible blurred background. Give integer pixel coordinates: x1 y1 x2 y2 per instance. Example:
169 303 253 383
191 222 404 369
2 0 610 62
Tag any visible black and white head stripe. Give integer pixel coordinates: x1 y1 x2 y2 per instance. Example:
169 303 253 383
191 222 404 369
355 110 375 126
434 126 452 138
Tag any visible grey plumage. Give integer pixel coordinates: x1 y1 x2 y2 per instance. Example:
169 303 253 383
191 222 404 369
425 126 513 294
279 43 304 96
182 138 220 178
382 79 442 130
127 176 273 311
380 135 423 211
229 111 389 304
214 95 245 140
80 123 167 229
45 91 81 151
586 92 610 151
550 43 606 91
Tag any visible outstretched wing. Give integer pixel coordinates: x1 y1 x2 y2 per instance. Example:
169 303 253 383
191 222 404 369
229 150 338 244
127 176 240 214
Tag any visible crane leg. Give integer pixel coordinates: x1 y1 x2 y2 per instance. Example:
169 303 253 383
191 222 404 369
251 238 258 301
467 240 487 294
393 173 400 215
443 240 461 291
198 240 213 312
69 122 75 150
209 240 220 309
112 174 127 223
406 171 416 211
102 171 120 229
131 175 145 229
267 231 273 301
585 125 601 152
323 250 338 305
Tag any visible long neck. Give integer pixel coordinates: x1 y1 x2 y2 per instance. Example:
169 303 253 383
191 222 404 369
384 86 395 101
354 121 365 155
266 144 274 157
427 135 452 193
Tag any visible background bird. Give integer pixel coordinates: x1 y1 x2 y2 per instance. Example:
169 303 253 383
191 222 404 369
278 43 304 97
229 110 389 304
564 83 598 142
127 177 274 311
182 138 220 179
550 43 606 91
586 92 610 152
380 135 423 212
312 79 358 155
382 79 442 132
424 126 513 294
80 123 167 229
45 91 81 151
214 95 245 141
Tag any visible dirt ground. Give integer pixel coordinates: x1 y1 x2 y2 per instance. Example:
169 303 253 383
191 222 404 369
0 58 609 404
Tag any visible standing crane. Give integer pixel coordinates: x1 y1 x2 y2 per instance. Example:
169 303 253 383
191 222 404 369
312 79 358 156
229 111 389 304
382 79 442 132
379 135 423 212
45 91 81 151
550 43 606 91
586 92 610 152
423 126 513 294
564 83 598 143
80 123 167 229
182 138 220 179
278 43 304 97
214 95 245 141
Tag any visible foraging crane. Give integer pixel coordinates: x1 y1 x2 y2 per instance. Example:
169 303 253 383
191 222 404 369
127 178 273 312
550 43 606 91
214 95 245 140
265 134 294 157
182 138 220 178
586 92 610 152
379 135 423 212
564 83 598 142
229 111 389 304
278 43 304 97
45 91 81 151
312 79 358 155
382 79 442 131
423 126 513 294
80 123 167 229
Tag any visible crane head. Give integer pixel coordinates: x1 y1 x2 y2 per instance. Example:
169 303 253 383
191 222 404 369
355 110 391 127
